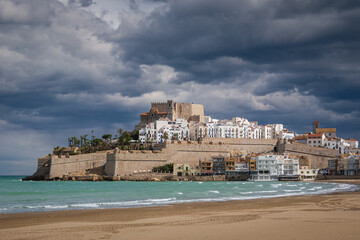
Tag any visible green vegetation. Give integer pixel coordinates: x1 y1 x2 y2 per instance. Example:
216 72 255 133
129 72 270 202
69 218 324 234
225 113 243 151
53 129 148 156
152 163 174 173
163 132 168 141
171 133 179 140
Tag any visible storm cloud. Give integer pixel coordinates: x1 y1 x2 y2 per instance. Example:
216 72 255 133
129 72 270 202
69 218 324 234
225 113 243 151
0 0 359 174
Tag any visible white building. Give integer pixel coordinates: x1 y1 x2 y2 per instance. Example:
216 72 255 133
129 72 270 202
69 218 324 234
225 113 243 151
323 138 351 154
279 129 295 140
189 118 288 141
139 118 189 143
252 154 299 181
307 134 325 147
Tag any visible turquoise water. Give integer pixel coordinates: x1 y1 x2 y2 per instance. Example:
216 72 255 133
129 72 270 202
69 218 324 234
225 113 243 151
0 176 358 214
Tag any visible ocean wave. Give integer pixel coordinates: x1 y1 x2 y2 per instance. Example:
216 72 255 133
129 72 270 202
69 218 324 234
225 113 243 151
208 190 220 194
1 181 359 214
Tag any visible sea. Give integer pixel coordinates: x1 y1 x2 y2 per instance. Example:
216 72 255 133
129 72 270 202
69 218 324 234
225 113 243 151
0 176 359 214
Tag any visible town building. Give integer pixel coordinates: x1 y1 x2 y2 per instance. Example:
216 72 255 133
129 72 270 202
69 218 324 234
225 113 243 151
173 163 200 176
251 154 299 181
139 118 189 143
299 166 319 180
313 121 337 138
307 134 325 147
328 154 360 176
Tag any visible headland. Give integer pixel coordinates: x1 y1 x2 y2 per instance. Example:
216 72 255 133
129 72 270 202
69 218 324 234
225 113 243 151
23 100 359 182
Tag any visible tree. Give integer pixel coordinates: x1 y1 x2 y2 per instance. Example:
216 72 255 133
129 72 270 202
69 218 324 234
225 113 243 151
117 128 123 136
119 131 131 146
163 132 169 141
102 134 112 141
152 163 174 173
91 138 103 147
80 136 84 148
84 134 88 147
130 130 139 140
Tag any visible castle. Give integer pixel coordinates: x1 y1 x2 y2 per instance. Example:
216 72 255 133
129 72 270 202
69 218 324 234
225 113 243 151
136 100 205 129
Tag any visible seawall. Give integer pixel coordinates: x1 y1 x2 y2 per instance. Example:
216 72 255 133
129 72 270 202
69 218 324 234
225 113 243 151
278 142 338 168
48 152 109 179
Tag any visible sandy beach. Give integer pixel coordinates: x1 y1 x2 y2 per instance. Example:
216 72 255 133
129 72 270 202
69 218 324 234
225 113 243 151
1 184 360 240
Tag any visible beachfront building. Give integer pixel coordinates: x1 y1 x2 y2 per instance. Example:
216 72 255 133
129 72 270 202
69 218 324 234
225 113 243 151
299 166 319 180
252 155 278 181
328 155 356 175
200 160 213 176
251 154 299 181
173 164 201 176
328 154 360 176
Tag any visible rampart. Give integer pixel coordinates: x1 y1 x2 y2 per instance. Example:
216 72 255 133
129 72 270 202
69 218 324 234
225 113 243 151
278 142 338 168
28 138 341 180
107 139 277 177
48 151 109 179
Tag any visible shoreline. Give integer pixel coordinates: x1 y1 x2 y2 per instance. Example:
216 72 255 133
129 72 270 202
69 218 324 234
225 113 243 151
1 180 360 215
1 190 360 239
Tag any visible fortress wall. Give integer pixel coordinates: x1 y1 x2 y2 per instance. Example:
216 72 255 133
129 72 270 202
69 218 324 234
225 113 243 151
37 156 51 169
190 104 205 116
49 152 108 178
151 102 168 112
278 142 338 169
109 139 278 177
104 152 117 176
201 138 278 145
111 151 167 176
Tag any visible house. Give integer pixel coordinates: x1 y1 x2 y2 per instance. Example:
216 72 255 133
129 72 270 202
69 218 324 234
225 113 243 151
307 134 325 147
299 166 318 180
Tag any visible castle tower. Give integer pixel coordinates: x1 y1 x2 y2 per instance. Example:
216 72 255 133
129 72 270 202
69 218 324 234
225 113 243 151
313 121 320 133
167 100 175 121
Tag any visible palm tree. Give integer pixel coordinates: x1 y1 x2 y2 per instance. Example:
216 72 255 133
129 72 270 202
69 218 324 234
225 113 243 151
84 134 88 147
91 130 95 140
117 128 123 137
80 136 84 148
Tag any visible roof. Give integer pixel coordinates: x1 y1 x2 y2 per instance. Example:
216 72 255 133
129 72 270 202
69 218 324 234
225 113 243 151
308 134 323 138
315 128 336 133
294 136 307 140
141 113 148 116
349 139 358 142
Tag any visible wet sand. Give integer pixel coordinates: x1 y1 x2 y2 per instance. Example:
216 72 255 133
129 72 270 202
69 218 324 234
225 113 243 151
1 186 360 240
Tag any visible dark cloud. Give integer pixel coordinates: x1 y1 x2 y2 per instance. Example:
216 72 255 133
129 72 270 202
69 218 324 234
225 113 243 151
69 0 95 7
0 0 360 174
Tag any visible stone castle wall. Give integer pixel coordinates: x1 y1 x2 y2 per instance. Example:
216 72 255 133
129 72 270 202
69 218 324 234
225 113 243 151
190 103 205 116
31 138 339 179
151 102 168 113
48 151 109 179
278 142 338 168
108 139 277 177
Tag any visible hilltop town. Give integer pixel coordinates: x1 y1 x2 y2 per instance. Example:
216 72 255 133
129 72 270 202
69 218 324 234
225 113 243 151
24 100 360 181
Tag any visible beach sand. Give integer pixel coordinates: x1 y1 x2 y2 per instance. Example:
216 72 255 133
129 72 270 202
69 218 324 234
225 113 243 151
1 189 360 240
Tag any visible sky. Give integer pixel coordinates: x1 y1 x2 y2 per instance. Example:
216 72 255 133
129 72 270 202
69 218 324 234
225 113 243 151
0 0 359 175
